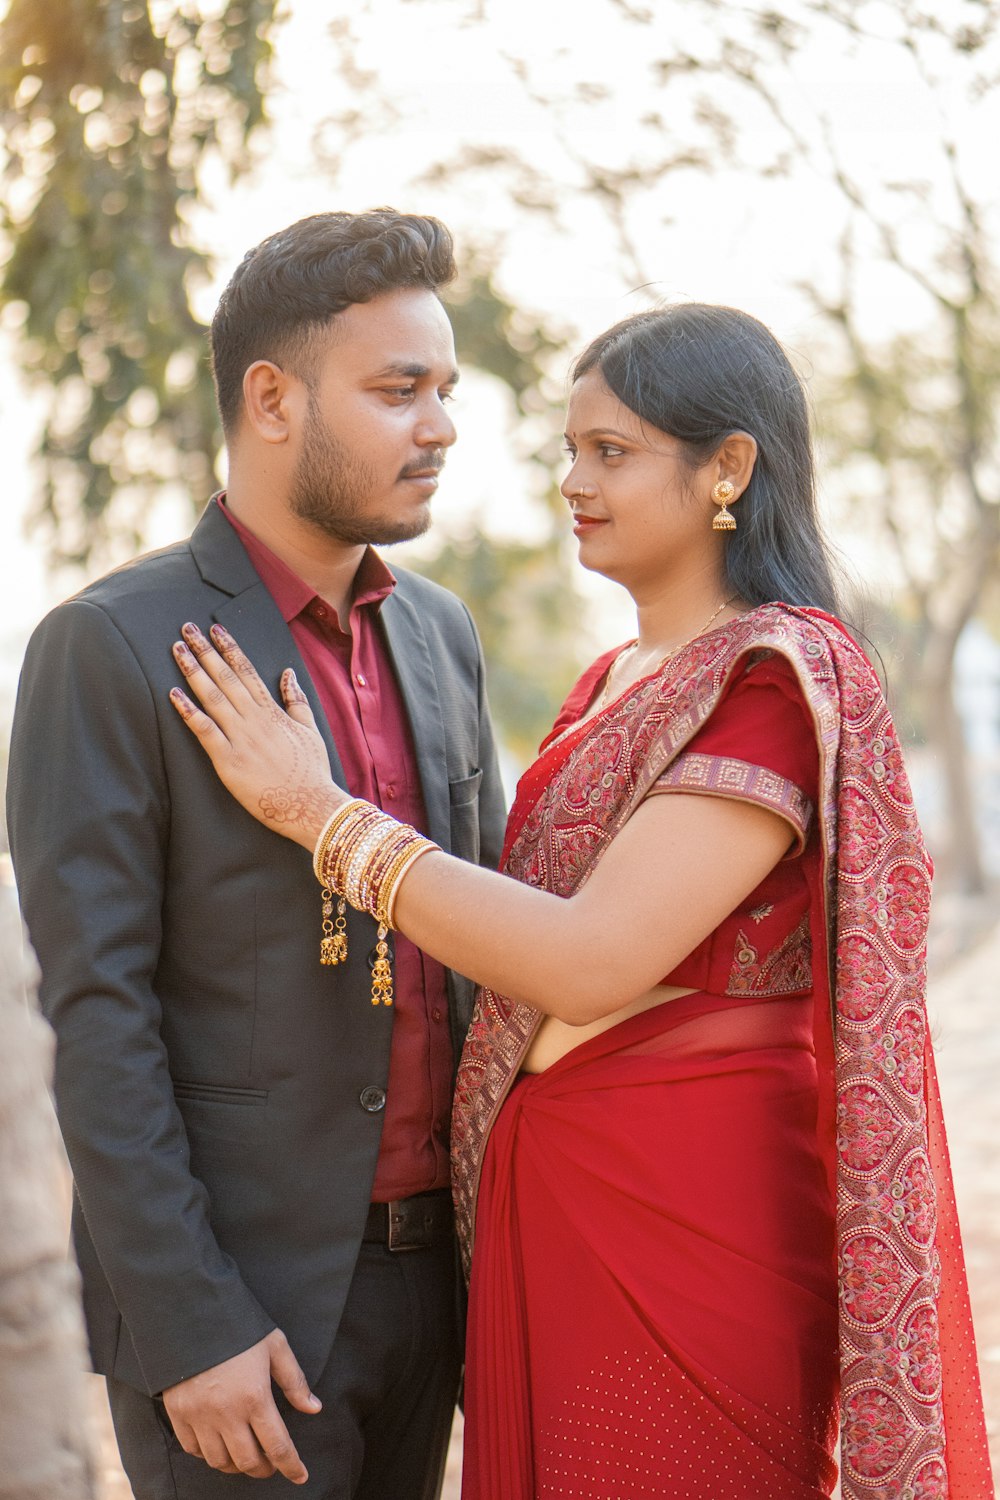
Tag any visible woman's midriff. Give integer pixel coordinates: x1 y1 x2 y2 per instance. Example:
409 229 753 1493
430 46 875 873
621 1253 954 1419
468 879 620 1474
521 984 698 1073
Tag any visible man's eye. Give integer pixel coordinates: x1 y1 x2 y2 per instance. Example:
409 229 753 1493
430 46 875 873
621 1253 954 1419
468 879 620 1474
383 386 416 400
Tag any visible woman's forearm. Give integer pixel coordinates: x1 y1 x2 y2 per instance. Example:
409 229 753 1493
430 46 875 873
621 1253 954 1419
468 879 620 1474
389 790 795 1023
391 851 629 1024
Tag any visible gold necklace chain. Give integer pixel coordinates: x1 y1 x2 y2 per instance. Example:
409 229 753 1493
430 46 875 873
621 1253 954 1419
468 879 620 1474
599 596 737 711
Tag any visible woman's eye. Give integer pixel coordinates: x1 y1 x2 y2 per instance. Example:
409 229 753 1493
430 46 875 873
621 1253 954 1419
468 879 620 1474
599 444 624 459
563 445 577 458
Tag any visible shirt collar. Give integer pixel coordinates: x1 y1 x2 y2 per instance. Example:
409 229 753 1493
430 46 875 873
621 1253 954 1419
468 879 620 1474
216 495 397 627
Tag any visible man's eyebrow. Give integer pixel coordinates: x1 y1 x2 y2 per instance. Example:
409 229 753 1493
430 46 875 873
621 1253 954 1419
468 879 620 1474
370 361 460 384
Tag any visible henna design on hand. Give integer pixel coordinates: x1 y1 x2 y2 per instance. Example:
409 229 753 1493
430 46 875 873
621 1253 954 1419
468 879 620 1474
281 668 309 706
258 785 340 827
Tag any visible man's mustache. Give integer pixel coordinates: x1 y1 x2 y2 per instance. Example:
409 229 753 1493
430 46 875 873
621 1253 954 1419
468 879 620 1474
398 455 446 480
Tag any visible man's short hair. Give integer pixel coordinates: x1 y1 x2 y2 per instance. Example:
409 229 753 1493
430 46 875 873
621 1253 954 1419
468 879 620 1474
210 208 456 436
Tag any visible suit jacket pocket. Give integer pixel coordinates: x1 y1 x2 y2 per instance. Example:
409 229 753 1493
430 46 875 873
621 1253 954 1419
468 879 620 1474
448 769 483 805
448 769 483 863
173 1081 268 1106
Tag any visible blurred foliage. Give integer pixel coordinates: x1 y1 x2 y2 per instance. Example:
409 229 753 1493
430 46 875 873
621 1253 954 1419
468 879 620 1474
0 0 280 565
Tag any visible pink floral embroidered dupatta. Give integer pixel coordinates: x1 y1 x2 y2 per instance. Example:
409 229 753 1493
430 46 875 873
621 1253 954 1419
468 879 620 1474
451 603 992 1497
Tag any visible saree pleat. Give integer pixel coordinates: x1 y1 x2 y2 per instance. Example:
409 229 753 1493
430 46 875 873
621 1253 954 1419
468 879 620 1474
463 993 841 1499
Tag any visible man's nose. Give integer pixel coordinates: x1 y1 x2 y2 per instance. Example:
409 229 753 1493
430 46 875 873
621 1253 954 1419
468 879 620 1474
416 401 457 449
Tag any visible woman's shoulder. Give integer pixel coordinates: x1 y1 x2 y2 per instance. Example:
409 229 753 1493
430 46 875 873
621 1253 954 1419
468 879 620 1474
723 604 890 736
736 603 873 675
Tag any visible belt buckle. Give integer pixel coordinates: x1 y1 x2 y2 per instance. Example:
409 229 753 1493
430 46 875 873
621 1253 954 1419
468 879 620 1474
387 1201 422 1253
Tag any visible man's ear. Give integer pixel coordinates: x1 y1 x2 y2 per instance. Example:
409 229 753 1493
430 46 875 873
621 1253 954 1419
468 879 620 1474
242 360 298 445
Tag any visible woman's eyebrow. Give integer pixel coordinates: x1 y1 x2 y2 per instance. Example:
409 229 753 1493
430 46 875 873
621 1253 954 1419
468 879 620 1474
564 427 631 440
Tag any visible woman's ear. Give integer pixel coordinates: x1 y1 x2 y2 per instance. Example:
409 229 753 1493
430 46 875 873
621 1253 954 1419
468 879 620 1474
242 360 297 445
714 431 758 497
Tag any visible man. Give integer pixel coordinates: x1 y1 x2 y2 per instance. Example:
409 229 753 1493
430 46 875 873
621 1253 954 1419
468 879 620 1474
7 209 506 1499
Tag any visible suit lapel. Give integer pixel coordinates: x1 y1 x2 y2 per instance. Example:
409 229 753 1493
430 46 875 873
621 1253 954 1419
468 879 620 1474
380 589 451 850
210 587 347 789
190 501 348 787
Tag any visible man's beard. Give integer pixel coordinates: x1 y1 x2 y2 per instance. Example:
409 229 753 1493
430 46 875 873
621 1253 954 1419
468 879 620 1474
289 398 434 547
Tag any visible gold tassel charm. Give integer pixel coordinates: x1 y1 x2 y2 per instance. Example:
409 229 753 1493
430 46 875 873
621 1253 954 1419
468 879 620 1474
320 890 348 965
370 924 394 1006
711 478 738 531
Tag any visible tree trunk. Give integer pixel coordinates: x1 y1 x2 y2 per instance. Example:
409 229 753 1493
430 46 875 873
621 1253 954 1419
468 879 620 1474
0 896 98 1500
921 641 988 897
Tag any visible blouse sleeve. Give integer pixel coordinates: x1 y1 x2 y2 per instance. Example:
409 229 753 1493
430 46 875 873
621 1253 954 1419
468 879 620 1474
647 652 818 856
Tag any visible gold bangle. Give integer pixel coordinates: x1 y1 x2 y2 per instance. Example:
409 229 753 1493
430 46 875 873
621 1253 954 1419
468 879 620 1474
310 797 439 1008
325 804 382 896
312 799 364 884
382 840 436 928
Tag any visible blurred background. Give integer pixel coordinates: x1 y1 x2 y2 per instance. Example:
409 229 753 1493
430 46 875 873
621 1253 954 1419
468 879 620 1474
0 0 998 1493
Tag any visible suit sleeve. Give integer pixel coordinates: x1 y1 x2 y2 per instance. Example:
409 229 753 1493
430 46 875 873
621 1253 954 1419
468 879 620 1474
461 602 507 872
6 599 275 1394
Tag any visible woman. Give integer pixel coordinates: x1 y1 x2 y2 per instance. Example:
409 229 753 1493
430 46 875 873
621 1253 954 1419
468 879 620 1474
168 305 991 1498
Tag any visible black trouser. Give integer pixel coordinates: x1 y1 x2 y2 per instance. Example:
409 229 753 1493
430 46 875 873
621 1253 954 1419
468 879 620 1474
107 1236 460 1500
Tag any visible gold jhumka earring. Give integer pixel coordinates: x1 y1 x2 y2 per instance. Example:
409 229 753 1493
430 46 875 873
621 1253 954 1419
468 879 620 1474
711 479 738 531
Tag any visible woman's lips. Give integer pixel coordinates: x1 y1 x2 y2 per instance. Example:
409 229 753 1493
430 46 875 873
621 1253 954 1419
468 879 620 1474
572 513 608 536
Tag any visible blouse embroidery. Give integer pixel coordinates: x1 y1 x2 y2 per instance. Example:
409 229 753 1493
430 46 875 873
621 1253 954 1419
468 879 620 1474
727 912 813 996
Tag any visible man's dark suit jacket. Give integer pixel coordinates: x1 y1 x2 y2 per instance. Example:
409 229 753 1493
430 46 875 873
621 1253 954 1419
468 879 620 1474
6 501 506 1397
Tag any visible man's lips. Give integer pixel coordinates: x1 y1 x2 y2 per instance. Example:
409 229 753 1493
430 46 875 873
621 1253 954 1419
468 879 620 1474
399 466 443 488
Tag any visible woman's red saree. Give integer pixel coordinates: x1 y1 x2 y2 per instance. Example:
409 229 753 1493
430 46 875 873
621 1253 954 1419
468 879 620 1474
451 604 992 1498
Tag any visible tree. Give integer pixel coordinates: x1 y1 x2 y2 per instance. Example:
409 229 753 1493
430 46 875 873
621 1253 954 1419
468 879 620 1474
0 0 280 566
0 899 98 1500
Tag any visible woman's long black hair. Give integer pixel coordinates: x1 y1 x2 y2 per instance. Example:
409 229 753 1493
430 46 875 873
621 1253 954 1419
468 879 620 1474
572 304 842 614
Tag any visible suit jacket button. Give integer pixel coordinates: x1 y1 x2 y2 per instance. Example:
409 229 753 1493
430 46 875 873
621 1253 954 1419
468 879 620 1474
359 1086 386 1113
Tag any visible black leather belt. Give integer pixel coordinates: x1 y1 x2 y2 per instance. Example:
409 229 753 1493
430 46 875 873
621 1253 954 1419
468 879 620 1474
362 1189 454 1252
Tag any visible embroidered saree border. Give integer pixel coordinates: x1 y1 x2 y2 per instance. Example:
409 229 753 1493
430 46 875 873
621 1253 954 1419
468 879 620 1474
651 750 813 852
450 604 991 1498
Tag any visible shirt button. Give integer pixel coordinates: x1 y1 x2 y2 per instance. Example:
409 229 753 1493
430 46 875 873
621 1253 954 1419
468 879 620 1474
434 1118 448 1140
355 672 366 687
385 784 396 800
359 1086 386 1113
432 1007 443 1023
313 603 327 619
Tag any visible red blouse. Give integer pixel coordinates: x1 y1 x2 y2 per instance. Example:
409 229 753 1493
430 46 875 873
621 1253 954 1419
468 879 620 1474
535 645 820 999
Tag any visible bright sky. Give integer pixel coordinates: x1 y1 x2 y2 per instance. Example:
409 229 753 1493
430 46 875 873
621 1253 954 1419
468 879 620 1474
2 0 996 723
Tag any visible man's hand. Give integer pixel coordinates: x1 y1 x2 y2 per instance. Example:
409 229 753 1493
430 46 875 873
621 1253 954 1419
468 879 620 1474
162 1329 321 1483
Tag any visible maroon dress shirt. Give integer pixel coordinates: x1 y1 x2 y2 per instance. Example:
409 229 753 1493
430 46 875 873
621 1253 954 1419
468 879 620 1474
219 499 453 1200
